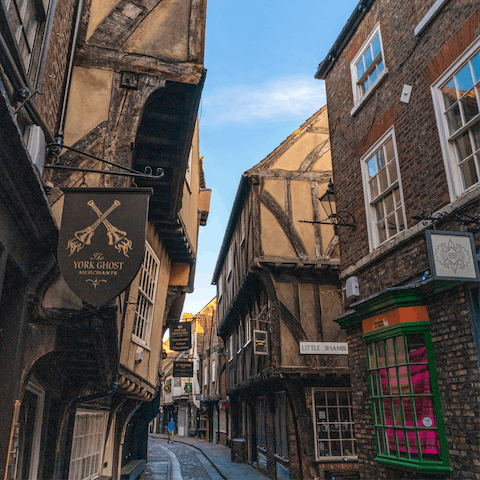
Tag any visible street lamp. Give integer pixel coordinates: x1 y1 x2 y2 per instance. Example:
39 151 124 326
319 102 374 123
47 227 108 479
300 179 355 235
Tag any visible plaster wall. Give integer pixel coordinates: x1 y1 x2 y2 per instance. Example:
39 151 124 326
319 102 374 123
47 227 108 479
122 0 190 61
63 66 114 146
260 204 296 258
263 179 285 211
291 180 316 258
272 131 329 171
86 0 121 40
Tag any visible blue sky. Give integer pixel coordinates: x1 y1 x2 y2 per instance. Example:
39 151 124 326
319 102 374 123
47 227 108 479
183 0 360 315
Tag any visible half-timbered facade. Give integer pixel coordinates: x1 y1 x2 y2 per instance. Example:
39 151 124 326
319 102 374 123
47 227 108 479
0 1 209 479
213 107 359 480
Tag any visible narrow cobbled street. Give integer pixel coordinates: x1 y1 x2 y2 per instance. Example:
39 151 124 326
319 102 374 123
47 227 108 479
139 434 268 480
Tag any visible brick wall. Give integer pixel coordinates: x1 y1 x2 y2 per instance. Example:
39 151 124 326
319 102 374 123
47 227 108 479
36 0 78 134
325 0 480 271
323 0 480 478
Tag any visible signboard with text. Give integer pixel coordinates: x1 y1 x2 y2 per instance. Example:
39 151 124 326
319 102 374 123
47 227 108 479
253 330 268 355
169 322 192 351
57 188 152 306
173 361 193 377
299 342 348 355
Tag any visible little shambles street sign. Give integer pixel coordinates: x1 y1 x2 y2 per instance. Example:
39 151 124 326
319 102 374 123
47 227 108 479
57 188 152 306
169 322 192 351
299 342 348 355
173 361 194 377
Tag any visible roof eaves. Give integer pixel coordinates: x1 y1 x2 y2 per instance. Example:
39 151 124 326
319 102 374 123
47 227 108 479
314 0 375 80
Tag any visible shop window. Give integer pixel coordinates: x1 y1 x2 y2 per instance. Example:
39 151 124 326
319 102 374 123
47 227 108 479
365 323 451 473
132 243 159 347
274 392 289 459
313 389 356 460
68 411 108 480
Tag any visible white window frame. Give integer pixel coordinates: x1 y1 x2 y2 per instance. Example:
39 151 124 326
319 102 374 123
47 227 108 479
227 247 233 279
228 335 233 361
431 36 480 201
185 147 193 189
244 314 251 345
211 359 216 382
312 388 357 462
361 126 407 251
350 23 388 115
204 364 208 385
218 273 223 301
68 410 108 480
132 242 159 348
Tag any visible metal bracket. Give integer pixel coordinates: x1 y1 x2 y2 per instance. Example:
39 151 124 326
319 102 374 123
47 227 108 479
45 143 164 180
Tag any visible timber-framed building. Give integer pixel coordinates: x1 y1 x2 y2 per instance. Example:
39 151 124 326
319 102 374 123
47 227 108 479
212 107 360 480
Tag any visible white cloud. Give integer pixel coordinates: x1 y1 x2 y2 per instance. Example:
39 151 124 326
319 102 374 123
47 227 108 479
202 75 326 125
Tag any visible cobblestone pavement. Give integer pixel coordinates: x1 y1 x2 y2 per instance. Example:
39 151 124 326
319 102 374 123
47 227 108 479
138 434 267 480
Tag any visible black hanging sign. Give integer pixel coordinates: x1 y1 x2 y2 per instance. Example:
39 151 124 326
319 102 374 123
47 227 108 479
254 330 268 355
57 188 152 306
173 361 194 378
169 322 192 351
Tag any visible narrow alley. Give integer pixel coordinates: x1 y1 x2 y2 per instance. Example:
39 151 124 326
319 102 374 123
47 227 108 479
139 435 267 480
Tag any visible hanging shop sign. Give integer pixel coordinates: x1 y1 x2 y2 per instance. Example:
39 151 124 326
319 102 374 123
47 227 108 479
253 330 268 355
169 322 192 351
173 361 193 378
57 188 152 306
426 230 480 282
299 342 348 355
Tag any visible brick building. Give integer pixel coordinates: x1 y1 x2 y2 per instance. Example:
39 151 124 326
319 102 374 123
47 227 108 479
316 0 480 478
213 108 359 480
0 1 208 479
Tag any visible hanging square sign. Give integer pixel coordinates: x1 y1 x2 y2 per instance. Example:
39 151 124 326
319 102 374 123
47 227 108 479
57 188 152 306
253 330 268 355
169 322 192 351
426 230 480 282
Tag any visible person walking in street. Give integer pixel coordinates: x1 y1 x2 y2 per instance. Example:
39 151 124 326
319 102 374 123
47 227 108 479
168 418 175 443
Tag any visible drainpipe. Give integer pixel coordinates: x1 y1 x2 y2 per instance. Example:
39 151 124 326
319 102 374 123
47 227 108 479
55 0 84 145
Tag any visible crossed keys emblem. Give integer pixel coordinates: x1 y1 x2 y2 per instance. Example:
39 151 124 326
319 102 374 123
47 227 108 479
67 200 133 257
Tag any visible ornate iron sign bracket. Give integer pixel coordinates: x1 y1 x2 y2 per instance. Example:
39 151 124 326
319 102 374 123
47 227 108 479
45 144 164 181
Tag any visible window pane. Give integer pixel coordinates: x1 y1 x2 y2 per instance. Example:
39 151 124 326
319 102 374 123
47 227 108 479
456 63 474 96
378 168 388 193
377 340 386 368
377 149 384 169
357 58 365 78
378 59 384 74
407 334 426 362
455 131 473 160
442 79 457 109
370 178 379 198
368 156 377 177
472 52 480 83
372 35 381 58
386 213 397 235
362 77 369 93
395 336 406 364
460 157 478 188
375 201 384 221
384 138 395 162
384 193 394 216
370 67 378 85
472 122 480 150
386 338 395 365
446 103 463 134
365 45 374 68
398 366 409 395
461 87 479 123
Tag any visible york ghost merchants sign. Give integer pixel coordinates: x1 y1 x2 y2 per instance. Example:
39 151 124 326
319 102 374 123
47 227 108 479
58 188 152 306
